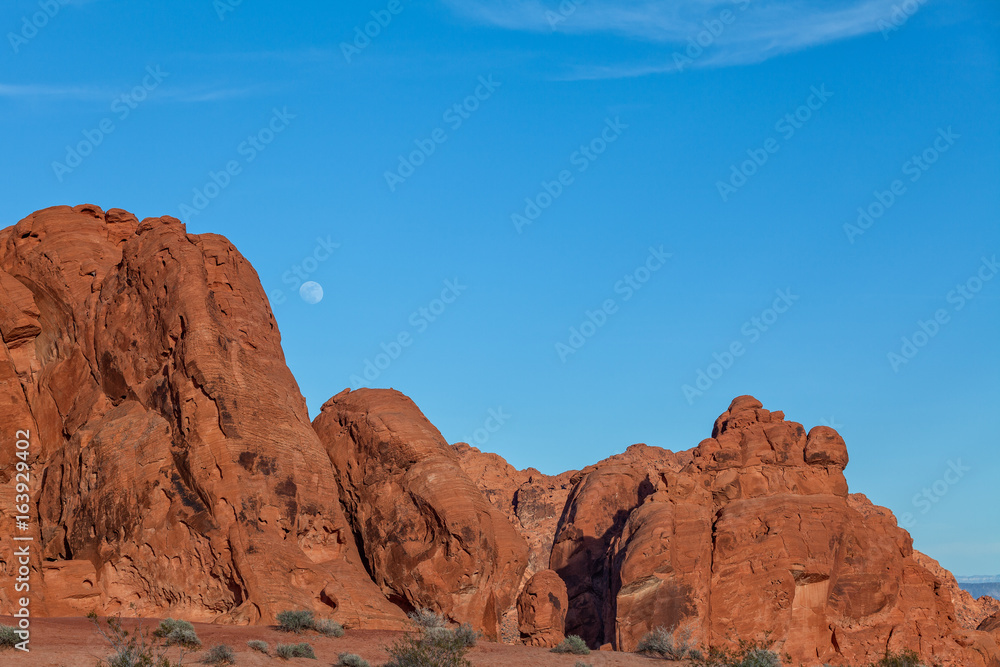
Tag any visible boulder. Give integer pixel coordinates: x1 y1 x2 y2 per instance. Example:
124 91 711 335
517 569 569 647
313 388 529 639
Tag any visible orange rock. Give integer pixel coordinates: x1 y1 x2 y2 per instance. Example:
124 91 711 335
0 205 405 627
517 569 568 647
313 388 529 639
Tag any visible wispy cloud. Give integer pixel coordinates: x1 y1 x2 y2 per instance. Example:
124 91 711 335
0 82 276 103
441 0 907 78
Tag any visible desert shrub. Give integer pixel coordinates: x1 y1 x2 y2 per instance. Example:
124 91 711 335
452 623 478 648
0 624 18 649
89 610 190 667
407 608 446 629
313 618 345 638
165 628 201 649
246 639 269 654
202 644 236 665
277 610 315 634
154 619 195 638
384 627 472 667
691 636 786 667
637 625 696 659
337 653 371 667
574 663 594 667
865 649 925 667
275 642 316 659
551 635 590 655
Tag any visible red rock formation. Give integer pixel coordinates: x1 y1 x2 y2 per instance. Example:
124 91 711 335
981 612 1000 634
313 389 529 639
517 569 568 647
549 396 995 666
0 205 405 627
451 442 575 641
913 551 1000 630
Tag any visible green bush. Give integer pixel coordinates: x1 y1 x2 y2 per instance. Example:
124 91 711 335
384 627 472 667
202 644 236 665
689 637 786 667
277 610 315 634
574 663 594 667
153 618 195 638
0 624 18 649
337 653 371 667
551 635 591 655
865 649 925 667
89 610 188 667
452 623 478 648
246 639 269 654
165 628 202 649
637 625 696 659
407 609 446 629
313 618 345 638
276 642 316 659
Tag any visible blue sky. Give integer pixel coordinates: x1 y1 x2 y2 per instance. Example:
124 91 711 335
1 0 997 575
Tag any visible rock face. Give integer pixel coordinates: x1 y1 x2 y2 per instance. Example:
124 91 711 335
312 388 529 639
0 205 405 627
1 206 994 667
451 442 575 640
517 569 568 647
913 551 1000 630
547 396 995 666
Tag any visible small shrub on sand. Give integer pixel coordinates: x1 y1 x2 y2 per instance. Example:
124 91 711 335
276 642 316 659
637 625 696 659
313 618 345 638
551 635 590 655
337 653 371 667
246 639 269 654
202 644 236 665
0 624 19 649
407 609 446 629
277 610 315 634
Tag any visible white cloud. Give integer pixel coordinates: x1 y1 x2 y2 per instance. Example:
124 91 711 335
441 0 909 77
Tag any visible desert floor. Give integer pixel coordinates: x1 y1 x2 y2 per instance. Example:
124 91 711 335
1 616 685 666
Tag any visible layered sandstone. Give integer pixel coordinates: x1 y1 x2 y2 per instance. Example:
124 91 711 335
313 388 529 639
517 569 568 647
0 205 405 626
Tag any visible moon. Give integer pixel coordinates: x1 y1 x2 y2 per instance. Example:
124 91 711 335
299 281 324 305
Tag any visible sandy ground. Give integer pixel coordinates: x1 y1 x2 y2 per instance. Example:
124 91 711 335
1 616 683 666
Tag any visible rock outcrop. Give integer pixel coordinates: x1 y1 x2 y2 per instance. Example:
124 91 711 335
517 569 568 647
1 206 994 667
545 396 996 666
313 388 529 639
0 205 405 627
913 551 1000 630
